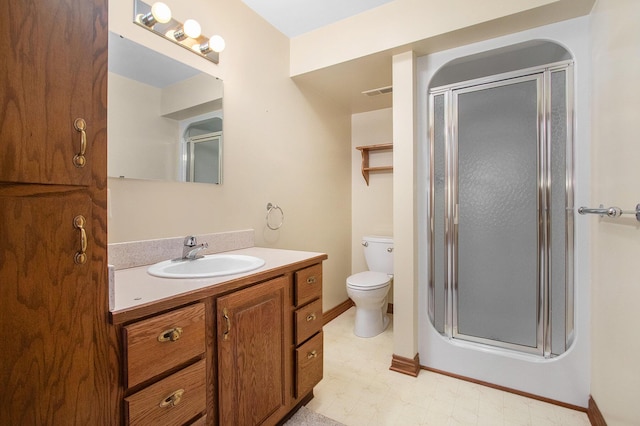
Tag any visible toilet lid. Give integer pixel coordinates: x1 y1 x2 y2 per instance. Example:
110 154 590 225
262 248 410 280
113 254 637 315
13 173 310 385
347 271 390 290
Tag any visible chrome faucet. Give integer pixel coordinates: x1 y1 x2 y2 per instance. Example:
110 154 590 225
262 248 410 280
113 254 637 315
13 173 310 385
180 235 208 260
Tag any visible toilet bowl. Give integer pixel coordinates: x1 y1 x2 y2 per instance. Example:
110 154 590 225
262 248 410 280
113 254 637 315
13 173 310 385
347 271 391 337
346 236 393 338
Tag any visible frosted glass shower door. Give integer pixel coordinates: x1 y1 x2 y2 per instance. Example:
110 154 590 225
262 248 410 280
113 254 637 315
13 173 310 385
186 133 222 184
428 62 574 357
453 76 541 351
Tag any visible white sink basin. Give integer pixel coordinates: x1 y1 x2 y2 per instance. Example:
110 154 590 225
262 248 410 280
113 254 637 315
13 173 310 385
148 254 265 278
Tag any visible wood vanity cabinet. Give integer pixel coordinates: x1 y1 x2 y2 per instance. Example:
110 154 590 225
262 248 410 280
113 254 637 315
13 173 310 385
217 263 324 426
114 260 325 426
217 276 291 425
293 264 324 398
121 303 208 425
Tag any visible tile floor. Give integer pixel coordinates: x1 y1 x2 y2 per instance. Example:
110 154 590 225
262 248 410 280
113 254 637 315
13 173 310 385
306 308 591 426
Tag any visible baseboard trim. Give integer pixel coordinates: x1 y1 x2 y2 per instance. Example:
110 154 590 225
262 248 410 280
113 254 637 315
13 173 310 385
587 396 607 426
421 365 587 413
322 299 354 325
390 353 421 377
323 299 394 326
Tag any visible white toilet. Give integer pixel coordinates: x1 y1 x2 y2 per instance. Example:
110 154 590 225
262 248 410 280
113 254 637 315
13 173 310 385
346 236 393 338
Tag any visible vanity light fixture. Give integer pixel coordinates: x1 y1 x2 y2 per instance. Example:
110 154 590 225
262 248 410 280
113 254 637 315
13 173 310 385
133 0 225 64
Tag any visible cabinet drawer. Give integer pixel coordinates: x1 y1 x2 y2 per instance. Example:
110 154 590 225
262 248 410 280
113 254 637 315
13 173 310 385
125 359 206 426
124 303 206 388
294 299 323 345
295 332 323 398
189 414 207 425
295 264 322 307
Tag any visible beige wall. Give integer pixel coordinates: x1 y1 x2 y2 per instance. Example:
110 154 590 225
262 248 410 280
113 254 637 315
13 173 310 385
392 51 419 359
350 108 394 304
590 0 640 424
351 108 393 272
107 0 352 311
289 0 595 76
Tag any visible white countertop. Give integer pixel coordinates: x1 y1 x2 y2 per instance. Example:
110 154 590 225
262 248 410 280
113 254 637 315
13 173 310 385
111 246 325 314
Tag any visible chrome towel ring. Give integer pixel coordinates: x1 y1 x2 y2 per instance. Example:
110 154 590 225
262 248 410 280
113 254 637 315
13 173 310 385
266 203 284 230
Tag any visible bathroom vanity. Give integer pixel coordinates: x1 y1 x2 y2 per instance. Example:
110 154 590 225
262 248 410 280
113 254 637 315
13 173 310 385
110 246 326 425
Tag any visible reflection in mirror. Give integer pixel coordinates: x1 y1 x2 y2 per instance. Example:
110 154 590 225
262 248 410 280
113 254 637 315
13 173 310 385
184 117 222 184
108 31 223 184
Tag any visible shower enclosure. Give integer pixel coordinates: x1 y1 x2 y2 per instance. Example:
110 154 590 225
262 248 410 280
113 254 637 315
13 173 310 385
428 60 574 357
181 116 223 184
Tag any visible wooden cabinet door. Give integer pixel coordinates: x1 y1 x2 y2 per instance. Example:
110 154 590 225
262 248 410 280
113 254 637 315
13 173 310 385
0 0 102 186
217 277 292 426
0 187 115 424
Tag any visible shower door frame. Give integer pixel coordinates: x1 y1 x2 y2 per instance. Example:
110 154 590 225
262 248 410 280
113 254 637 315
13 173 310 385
428 60 575 358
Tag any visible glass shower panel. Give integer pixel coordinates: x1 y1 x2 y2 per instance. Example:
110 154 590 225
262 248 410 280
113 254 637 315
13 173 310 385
186 134 222 184
193 138 221 184
454 78 540 349
550 69 569 355
431 93 446 333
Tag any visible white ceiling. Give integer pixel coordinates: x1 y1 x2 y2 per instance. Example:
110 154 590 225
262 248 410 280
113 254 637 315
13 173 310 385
241 0 394 37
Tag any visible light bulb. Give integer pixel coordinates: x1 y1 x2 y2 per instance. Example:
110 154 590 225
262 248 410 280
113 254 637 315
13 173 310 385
209 35 225 53
140 2 172 27
151 2 172 24
183 19 201 39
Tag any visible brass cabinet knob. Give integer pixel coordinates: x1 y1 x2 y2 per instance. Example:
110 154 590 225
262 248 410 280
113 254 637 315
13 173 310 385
159 389 185 408
157 327 183 342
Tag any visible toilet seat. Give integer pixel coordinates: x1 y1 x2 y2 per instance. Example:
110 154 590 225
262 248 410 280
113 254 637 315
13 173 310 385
347 271 390 291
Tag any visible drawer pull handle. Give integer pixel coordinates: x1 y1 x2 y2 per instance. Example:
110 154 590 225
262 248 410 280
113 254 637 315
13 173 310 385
223 308 231 341
307 350 318 359
72 118 87 168
306 313 316 322
306 276 317 284
157 327 183 342
159 389 185 408
73 215 87 265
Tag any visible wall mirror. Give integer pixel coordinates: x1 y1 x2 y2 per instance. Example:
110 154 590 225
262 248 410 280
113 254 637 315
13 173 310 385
108 31 224 184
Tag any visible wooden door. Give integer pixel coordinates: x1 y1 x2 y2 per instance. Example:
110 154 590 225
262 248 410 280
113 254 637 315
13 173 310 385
0 188 103 424
0 0 100 186
0 0 116 423
217 277 292 426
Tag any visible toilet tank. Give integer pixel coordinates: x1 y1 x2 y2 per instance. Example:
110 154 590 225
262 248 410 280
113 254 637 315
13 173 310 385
362 235 393 274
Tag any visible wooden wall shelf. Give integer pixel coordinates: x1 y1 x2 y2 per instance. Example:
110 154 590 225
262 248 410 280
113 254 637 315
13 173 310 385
355 143 393 185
